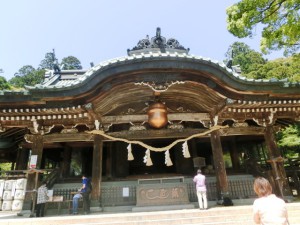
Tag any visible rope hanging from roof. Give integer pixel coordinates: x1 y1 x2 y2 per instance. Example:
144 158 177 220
87 125 227 152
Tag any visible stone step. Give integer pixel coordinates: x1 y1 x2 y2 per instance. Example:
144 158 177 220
1 202 300 225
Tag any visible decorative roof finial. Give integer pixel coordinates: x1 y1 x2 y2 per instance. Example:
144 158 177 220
127 27 189 56
156 27 161 37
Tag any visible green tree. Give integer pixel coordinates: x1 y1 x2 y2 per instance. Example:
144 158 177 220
246 57 300 81
39 52 56 69
276 123 300 158
226 0 300 55
0 163 12 174
61 56 82 70
9 65 44 88
0 76 11 90
225 42 266 74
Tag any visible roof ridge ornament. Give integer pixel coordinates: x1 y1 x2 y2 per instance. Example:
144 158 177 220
127 27 189 56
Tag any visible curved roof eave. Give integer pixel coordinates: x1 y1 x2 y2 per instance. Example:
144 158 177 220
21 52 300 96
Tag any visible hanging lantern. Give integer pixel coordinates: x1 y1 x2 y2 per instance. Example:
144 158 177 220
147 102 168 128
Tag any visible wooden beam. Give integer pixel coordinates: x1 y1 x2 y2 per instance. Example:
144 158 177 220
42 133 93 143
21 126 266 145
222 127 265 136
106 128 208 140
101 113 210 124
20 142 63 149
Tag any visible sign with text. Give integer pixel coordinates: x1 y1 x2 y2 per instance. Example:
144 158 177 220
136 183 189 206
122 187 129 197
29 155 38 169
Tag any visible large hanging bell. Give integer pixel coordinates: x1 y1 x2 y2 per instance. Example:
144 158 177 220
147 102 168 128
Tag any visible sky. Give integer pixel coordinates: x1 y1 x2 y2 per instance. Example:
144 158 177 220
0 0 284 80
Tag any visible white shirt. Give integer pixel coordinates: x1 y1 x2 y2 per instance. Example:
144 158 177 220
253 194 288 225
37 184 48 204
193 173 206 192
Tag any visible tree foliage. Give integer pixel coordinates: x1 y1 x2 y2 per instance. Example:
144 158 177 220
9 51 83 88
276 123 300 158
224 42 267 74
61 56 82 70
226 0 300 55
9 65 44 88
246 57 300 81
39 52 56 70
0 76 11 90
0 163 12 173
225 41 300 82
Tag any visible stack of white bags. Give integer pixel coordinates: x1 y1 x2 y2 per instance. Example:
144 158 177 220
0 178 27 211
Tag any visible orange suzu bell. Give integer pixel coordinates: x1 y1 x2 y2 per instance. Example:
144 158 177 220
147 102 168 128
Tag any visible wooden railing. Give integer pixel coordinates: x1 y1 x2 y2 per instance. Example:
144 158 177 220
46 175 256 209
98 176 256 207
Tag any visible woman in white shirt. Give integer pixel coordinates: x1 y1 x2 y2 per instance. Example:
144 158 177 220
253 177 289 225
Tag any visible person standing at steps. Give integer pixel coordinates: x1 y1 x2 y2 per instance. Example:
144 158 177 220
81 174 91 215
253 177 289 225
193 169 207 210
72 174 91 215
36 181 48 217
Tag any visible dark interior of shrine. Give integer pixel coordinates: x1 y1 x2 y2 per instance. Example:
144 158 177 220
0 134 269 183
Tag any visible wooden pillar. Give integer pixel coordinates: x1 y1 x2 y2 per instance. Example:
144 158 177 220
264 126 291 197
91 135 103 201
115 142 129 177
210 130 230 200
61 145 72 178
25 134 43 201
15 148 30 170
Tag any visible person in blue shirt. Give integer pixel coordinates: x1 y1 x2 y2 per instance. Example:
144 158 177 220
72 174 91 215
81 174 91 214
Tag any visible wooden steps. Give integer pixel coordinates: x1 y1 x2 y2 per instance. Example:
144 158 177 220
1 202 300 225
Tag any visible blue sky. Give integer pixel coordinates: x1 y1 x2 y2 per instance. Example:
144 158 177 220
0 0 284 80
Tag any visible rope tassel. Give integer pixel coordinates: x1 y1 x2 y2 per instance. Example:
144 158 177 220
127 144 134 161
143 149 153 166
182 141 191 158
165 150 173 166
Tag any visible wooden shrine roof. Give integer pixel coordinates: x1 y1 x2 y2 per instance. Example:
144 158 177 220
0 29 300 148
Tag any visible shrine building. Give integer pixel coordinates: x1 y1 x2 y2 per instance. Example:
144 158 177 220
1 28 300 211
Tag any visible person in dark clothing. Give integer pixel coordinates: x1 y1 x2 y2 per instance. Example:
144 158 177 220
72 174 92 215
81 174 91 214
